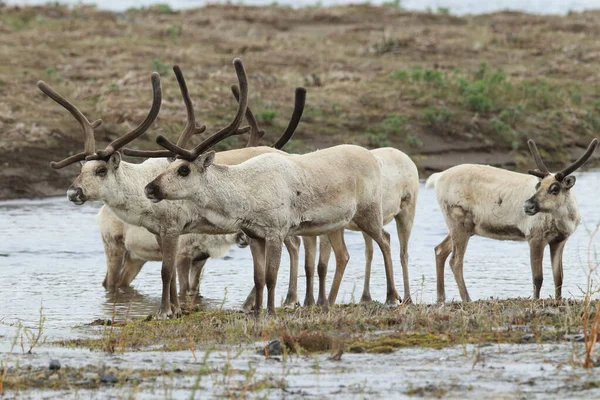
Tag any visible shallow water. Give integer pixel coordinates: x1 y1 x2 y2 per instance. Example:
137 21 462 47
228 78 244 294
1 169 600 342
5 342 600 399
5 0 598 15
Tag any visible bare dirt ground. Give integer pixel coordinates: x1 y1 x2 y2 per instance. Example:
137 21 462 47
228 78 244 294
1 4 600 199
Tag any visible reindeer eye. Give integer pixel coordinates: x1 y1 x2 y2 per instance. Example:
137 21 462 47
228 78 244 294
535 182 541 190
96 167 107 177
177 165 190 177
548 183 560 195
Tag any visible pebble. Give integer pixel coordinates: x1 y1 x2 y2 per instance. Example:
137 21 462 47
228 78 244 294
100 372 119 384
520 333 536 343
49 360 61 371
261 340 284 356
564 333 585 342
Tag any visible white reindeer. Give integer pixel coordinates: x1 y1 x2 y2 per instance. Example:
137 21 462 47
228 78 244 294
97 205 248 294
302 147 419 306
145 135 401 314
39 59 305 319
222 95 419 308
426 139 598 302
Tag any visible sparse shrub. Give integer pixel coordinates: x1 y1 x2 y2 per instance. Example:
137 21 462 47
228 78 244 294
437 7 450 15
108 83 119 91
151 3 175 14
405 135 423 148
422 106 452 125
152 58 169 75
498 105 524 124
164 24 182 40
45 67 61 83
570 90 582 105
368 132 389 148
383 0 403 9
390 70 408 81
257 109 277 125
381 114 407 133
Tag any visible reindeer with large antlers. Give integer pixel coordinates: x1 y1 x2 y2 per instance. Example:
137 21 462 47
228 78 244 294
40 59 305 318
144 116 401 315
426 138 598 302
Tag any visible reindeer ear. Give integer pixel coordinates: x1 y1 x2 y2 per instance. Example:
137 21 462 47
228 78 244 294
196 151 215 169
109 152 121 170
563 175 576 190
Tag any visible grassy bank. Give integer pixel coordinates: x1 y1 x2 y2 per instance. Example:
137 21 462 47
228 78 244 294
1 4 600 198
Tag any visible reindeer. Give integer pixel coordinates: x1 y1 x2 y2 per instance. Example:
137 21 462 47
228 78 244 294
97 205 248 294
426 139 598 302
304 147 419 306
39 59 305 319
145 133 401 316
228 100 419 307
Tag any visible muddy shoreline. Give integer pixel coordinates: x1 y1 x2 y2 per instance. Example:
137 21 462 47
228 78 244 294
1 4 600 199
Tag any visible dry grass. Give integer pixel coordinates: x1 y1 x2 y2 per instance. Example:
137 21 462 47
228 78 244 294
1 4 600 198
55 299 598 363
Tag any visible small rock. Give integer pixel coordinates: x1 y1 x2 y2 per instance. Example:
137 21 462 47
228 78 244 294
261 340 283 357
100 372 119 384
564 334 585 343
49 360 61 371
521 334 536 343
174 368 183 373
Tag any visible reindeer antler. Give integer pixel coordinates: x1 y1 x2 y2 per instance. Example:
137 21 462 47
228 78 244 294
39 73 162 168
527 139 551 179
124 61 250 159
37 81 103 169
85 73 162 161
555 138 599 181
154 58 249 161
231 85 306 150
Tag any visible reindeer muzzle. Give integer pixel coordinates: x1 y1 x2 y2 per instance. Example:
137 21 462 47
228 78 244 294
524 198 539 216
145 182 163 203
67 186 86 205
235 232 249 248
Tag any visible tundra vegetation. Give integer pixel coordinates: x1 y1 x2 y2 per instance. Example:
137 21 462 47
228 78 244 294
1 4 600 199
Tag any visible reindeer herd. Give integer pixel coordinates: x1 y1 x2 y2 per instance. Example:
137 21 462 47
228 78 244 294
37 58 598 319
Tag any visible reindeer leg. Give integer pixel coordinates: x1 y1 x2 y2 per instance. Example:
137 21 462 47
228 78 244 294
190 258 207 296
550 239 566 300
529 239 545 300
449 231 471 302
101 235 126 291
360 232 374 303
316 236 332 307
303 236 317 306
326 229 350 307
242 240 263 312
176 254 192 296
157 234 180 319
395 199 416 303
252 238 267 316
116 252 146 288
264 237 283 316
283 236 301 308
435 235 452 303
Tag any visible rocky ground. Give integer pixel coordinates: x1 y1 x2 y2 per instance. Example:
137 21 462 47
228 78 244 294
1 4 600 199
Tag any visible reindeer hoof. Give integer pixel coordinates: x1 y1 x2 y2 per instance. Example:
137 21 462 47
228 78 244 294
360 294 373 303
303 297 315 307
283 296 299 309
155 311 173 320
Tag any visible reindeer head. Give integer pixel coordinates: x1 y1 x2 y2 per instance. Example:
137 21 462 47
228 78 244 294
524 138 598 216
141 59 307 204
38 73 162 205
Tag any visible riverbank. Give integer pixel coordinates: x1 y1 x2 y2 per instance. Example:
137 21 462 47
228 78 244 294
1 4 600 199
2 299 600 398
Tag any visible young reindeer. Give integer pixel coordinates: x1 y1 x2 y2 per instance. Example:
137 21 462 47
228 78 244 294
97 205 248 294
40 59 306 319
145 133 401 315
426 138 598 302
